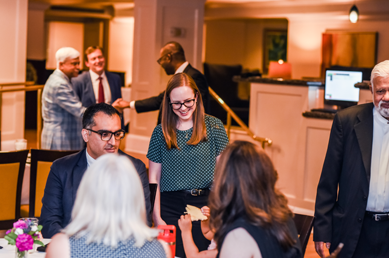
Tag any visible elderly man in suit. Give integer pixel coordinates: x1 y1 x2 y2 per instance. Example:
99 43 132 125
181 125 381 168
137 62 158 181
314 60 389 258
41 47 123 151
40 103 151 238
41 47 86 150
72 46 122 106
123 41 209 124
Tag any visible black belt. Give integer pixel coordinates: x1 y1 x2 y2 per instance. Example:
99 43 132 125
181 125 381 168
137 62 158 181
181 188 210 196
365 211 389 221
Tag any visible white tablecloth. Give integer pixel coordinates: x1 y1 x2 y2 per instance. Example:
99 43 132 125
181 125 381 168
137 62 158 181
0 238 50 258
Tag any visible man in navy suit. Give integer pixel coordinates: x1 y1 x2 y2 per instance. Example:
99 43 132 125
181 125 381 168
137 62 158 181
40 103 151 238
72 46 122 107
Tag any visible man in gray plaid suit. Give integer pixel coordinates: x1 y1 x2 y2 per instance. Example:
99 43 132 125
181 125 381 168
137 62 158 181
41 47 88 150
41 47 126 150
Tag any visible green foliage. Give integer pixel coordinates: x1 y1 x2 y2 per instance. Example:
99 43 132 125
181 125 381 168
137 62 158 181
4 235 16 245
34 240 44 246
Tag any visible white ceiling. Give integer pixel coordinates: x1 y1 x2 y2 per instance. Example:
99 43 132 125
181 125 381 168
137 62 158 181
28 0 368 8
29 0 389 20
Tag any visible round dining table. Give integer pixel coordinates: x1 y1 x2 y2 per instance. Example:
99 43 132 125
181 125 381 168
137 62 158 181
0 238 50 258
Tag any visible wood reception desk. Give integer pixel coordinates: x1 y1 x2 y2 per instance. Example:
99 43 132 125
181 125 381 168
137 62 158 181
238 77 373 215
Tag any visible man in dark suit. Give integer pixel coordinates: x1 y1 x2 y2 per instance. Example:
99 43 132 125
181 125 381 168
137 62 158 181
128 41 209 124
72 46 122 107
40 103 151 238
314 60 389 258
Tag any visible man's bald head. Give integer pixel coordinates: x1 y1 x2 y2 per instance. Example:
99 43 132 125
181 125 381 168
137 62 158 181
161 41 186 62
158 41 186 75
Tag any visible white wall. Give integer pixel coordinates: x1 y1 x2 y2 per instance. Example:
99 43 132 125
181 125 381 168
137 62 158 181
108 17 134 86
205 1 389 79
46 22 84 70
289 17 389 79
204 19 288 71
27 7 46 60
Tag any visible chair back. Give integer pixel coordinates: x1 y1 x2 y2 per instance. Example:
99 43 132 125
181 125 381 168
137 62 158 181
293 213 314 256
29 149 78 217
149 183 158 214
0 150 29 229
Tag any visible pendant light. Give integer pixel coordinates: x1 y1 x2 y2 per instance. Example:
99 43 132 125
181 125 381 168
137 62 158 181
349 4 359 23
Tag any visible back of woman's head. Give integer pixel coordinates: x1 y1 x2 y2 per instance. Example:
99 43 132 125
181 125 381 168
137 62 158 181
209 140 294 250
64 154 158 247
161 73 206 149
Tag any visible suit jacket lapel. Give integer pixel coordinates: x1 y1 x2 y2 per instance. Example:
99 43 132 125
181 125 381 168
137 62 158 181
105 72 117 102
72 149 88 202
183 64 192 74
85 72 96 104
354 103 374 182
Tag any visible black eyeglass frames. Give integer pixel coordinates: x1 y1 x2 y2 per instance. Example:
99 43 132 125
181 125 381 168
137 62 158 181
86 129 125 141
170 99 196 110
157 51 179 65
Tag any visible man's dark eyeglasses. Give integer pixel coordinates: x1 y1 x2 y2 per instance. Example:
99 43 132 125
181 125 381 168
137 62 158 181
170 99 196 110
86 129 125 141
157 51 178 65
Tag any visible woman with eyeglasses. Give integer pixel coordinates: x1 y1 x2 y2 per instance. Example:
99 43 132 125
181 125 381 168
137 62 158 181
147 73 229 258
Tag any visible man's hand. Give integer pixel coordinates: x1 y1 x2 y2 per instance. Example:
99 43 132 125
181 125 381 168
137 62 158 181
326 243 344 258
112 98 129 113
315 241 331 258
178 214 192 233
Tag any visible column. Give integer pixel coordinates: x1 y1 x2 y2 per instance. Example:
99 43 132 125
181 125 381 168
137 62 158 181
127 0 206 154
0 0 28 150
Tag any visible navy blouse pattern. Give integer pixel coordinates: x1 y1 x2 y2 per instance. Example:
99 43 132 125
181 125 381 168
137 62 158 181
69 235 166 258
147 115 229 192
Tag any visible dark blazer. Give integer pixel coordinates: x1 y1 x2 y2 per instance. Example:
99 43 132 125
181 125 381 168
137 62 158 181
40 149 151 238
134 64 209 124
71 71 122 106
314 103 374 258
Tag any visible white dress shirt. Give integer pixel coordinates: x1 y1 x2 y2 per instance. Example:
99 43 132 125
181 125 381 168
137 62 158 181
89 70 112 104
86 149 95 169
175 61 189 74
366 107 389 212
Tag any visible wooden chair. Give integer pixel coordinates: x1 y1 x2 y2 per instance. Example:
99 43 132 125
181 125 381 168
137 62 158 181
293 213 314 257
21 149 78 218
0 150 29 230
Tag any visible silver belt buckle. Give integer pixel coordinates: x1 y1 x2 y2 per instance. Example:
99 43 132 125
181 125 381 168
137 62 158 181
191 189 202 196
374 214 379 221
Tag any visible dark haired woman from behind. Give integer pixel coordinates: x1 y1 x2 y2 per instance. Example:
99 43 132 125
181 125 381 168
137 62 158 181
148 73 229 257
209 140 302 258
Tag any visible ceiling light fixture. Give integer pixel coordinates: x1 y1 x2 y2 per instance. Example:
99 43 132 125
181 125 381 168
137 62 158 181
349 4 359 23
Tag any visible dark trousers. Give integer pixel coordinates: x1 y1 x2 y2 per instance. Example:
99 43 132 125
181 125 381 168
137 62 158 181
161 191 211 258
352 213 389 258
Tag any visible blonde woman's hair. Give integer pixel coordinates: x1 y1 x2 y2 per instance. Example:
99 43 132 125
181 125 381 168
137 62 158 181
63 154 159 247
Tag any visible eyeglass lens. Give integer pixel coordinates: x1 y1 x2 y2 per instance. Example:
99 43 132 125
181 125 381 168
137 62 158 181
171 99 195 110
101 131 125 141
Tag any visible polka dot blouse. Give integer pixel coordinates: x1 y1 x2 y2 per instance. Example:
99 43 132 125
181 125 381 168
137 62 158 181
147 115 229 192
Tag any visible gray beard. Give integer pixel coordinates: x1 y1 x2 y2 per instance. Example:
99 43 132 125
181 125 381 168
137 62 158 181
377 101 389 119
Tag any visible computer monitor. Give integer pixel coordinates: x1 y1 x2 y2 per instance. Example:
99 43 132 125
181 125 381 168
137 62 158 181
324 69 363 109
